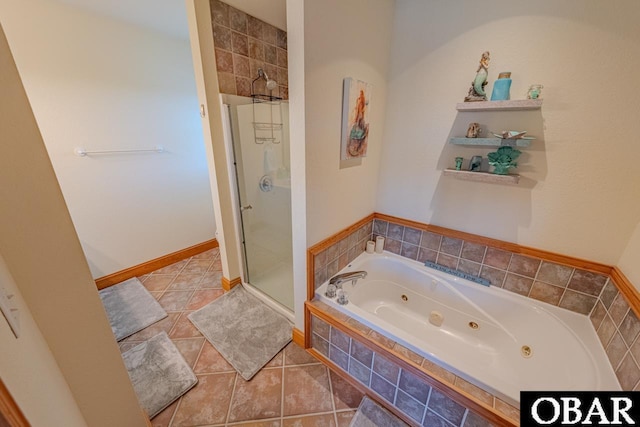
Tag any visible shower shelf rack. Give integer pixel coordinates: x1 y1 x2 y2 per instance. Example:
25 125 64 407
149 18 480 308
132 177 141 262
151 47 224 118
251 93 283 145
253 122 283 131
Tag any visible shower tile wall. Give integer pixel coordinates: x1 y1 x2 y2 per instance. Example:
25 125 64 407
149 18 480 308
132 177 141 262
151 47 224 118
210 0 288 99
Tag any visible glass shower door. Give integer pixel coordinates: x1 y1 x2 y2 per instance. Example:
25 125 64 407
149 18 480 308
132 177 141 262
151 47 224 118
228 101 293 311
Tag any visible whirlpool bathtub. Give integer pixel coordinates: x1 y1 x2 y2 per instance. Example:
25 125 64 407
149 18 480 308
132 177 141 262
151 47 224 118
315 251 619 405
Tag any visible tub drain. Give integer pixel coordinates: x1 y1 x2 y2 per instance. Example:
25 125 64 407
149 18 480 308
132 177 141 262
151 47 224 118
468 321 479 330
521 345 533 358
401 294 408 302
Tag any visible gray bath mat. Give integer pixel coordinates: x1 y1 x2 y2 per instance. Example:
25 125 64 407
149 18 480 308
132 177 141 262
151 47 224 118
122 332 197 418
350 396 408 427
188 286 292 380
99 277 167 341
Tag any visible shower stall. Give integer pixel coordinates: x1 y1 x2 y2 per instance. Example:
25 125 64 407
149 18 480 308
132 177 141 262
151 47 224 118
222 91 293 313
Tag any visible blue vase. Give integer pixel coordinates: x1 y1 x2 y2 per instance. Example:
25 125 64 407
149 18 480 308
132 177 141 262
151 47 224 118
491 72 512 101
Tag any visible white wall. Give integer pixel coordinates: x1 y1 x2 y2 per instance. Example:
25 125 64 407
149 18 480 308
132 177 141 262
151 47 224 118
1 21 147 425
0 0 215 278
619 222 640 286
377 0 640 266
304 0 395 246
0 255 87 427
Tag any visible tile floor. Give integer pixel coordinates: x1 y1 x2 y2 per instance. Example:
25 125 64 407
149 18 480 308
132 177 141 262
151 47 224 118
118 248 364 427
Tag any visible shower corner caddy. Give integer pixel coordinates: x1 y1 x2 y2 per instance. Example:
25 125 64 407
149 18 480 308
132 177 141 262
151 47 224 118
445 99 543 184
251 93 283 145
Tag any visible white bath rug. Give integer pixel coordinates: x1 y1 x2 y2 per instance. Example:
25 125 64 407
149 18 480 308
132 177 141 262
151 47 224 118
122 332 197 418
188 286 292 380
99 277 167 341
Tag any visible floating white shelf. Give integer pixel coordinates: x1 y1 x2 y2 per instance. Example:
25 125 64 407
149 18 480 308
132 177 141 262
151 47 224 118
443 168 520 184
456 99 543 112
449 137 532 147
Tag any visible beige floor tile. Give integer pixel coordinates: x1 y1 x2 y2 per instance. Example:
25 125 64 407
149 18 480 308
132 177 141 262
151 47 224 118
284 342 320 366
330 371 363 411
185 289 224 310
282 413 335 427
168 273 205 291
172 337 205 368
192 248 220 260
200 270 224 289
335 410 356 427
228 419 281 427
143 274 176 292
169 312 203 339
265 351 284 368
283 365 334 417
158 290 194 312
153 259 189 275
194 341 235 374
182 258 214 275
228 368 283 423
171 373 236 426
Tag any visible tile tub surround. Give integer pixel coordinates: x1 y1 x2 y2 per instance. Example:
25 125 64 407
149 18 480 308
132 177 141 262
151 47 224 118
590 279 640 390
210 0 288 99
370 216 612 317
307 302 515 427
309 214 374 298
308 213 626 320
306 212 640 423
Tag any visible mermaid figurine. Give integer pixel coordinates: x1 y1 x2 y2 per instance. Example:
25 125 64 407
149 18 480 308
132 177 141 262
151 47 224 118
464 51 490 102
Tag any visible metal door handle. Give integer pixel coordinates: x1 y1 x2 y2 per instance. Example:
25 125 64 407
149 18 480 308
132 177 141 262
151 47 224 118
240 205 253 211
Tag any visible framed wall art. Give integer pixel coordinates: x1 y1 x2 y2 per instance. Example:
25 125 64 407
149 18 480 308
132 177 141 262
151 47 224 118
340 78 372 160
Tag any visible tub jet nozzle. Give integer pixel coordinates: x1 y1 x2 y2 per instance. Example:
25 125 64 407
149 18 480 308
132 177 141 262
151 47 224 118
429 310 444 327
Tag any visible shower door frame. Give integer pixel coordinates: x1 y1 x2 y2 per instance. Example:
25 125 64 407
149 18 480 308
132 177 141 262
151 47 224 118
225 102 252 284
221 94 294 319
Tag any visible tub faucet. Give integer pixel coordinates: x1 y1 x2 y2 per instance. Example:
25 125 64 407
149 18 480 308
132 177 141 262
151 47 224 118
329 271 367 288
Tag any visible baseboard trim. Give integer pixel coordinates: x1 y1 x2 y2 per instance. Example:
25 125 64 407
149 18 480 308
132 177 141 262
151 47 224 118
95 239 218 290
292 328 305 347
0 379 29 427
222 276 242 291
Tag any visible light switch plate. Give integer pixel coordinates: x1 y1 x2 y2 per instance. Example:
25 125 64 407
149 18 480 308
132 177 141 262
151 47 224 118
0 283 20 338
